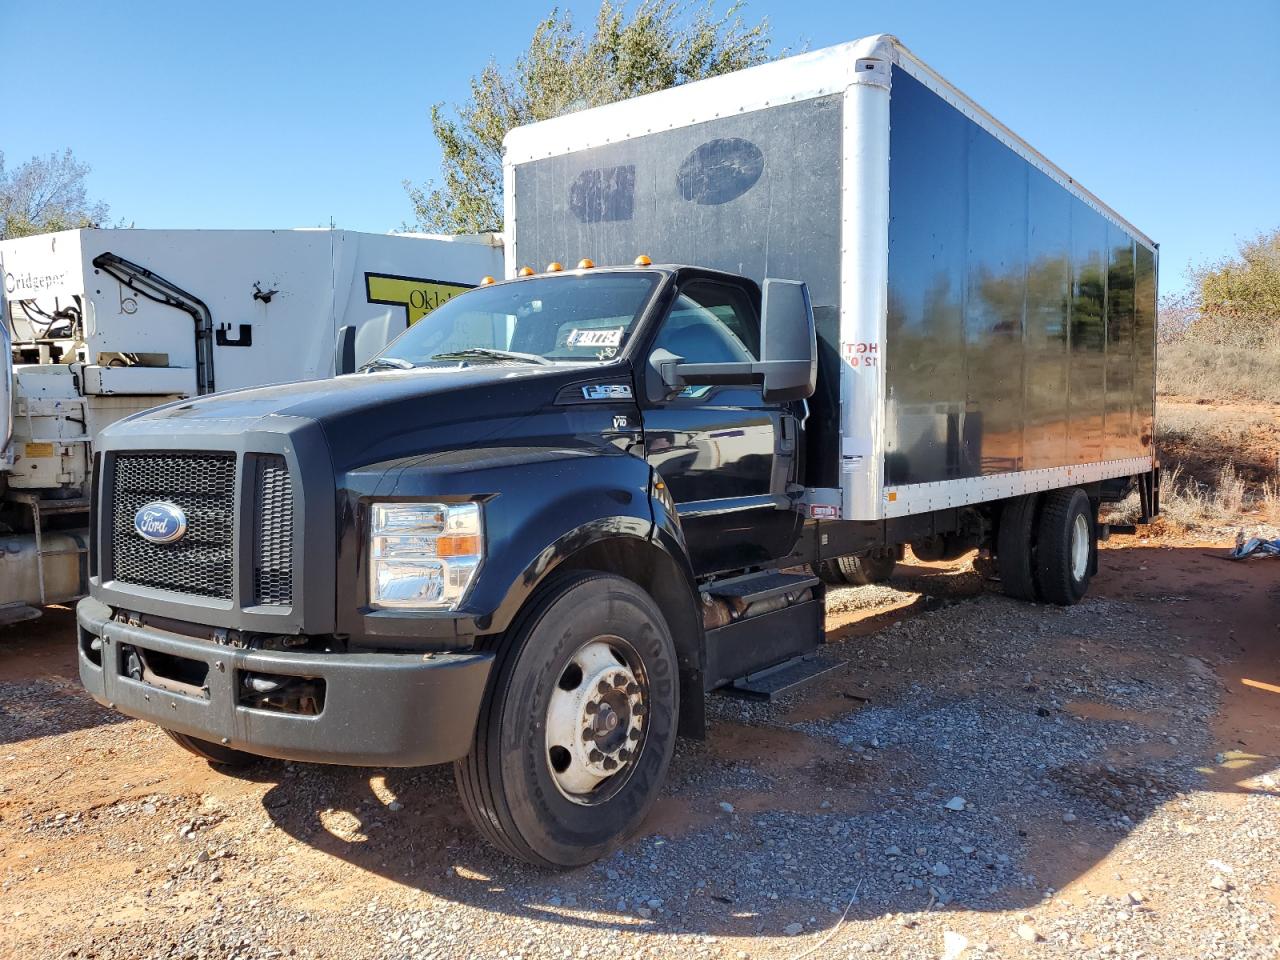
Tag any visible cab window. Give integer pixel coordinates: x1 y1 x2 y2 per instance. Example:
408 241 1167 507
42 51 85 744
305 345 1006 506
652 280 760 363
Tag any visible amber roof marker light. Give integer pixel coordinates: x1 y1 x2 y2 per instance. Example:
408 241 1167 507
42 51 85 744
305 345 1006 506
577 258 595 269
546 261 564 272
633 255 652 266
517 266 534 277
479 275 496 286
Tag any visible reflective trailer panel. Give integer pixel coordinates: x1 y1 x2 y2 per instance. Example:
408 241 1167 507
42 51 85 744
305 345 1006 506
511 96 846 487
1133 243 1157 448
1024 169 1072 470
887 66 1155 485
1069 205 1108 466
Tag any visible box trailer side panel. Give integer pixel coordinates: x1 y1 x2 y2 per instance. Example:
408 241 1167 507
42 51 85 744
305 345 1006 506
506 37 1157 525
508 95 848 493
883 66 1157 514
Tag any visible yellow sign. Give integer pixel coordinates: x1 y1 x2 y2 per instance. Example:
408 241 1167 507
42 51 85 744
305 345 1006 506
24 442 55 458
365 272 474 326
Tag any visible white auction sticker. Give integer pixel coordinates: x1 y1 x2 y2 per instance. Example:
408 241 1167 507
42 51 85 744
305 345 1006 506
567 328 624 348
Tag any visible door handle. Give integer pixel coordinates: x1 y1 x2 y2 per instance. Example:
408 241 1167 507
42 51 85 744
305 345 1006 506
778 414 797 454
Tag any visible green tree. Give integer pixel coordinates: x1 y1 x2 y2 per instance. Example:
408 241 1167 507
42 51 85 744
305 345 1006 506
0 148 111 240
405 1 775 234
1185 227 1280 346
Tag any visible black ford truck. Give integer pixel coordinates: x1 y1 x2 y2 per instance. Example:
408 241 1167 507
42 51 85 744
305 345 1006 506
78 37 1158 867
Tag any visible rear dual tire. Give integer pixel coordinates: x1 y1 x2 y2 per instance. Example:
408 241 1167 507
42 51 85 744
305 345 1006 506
997 489 1095 606
1035 488 1096 606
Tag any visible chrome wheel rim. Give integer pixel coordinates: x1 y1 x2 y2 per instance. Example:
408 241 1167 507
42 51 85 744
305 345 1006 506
1071 513 1090 581
545 637 647 805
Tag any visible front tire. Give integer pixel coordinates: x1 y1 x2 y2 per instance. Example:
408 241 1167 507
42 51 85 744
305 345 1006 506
455 573 679 868
163 729 257 767
1035 488 1095 605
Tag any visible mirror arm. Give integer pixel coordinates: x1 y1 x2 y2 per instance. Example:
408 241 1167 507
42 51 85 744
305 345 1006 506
672 361 760 385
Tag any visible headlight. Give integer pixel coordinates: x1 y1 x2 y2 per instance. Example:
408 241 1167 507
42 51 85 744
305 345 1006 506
368 502 483 610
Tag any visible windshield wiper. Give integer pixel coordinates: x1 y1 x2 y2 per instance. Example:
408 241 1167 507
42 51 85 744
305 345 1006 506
359 356 416 373
431 348 550 366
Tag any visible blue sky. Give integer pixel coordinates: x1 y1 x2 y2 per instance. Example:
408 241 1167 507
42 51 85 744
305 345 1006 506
3 0 1277 295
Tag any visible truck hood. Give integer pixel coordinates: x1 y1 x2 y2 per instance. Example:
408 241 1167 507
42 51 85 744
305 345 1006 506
107 362 628 472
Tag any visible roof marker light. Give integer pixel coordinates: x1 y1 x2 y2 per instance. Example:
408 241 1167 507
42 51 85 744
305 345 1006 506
517 266 534 277
546 262 564 272
577 258 595 269
479 275 496 286
634 255 652 266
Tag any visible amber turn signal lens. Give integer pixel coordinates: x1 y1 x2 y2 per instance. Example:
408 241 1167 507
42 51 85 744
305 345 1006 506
633 255 652 266
577 258 595 269
517 266 534 277
479 275 496 286
436 534 482 557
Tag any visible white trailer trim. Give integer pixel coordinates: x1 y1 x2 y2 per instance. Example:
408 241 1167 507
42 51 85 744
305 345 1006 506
839 58 892 522
882 456 1155 518
503 39 876 165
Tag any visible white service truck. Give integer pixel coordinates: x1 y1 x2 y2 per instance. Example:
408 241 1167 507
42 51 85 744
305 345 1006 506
0 228 502 621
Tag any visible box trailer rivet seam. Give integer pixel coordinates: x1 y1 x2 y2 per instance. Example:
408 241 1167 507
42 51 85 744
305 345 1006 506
72 36 1157 867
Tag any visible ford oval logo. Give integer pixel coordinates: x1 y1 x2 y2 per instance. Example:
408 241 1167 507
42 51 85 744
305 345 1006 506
134 502 188 544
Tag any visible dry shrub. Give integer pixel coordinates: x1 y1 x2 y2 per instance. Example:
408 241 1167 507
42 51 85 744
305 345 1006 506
1157 339 1280 404
1104 462 1277 534
1151 463 1275 533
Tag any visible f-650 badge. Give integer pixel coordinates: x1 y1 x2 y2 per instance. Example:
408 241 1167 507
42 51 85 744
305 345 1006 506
581 383 633 400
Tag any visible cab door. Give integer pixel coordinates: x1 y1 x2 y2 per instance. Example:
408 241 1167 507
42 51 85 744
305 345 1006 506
640 278 800 574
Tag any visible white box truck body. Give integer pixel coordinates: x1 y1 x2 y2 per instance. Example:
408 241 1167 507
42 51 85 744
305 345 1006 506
0 228 502 617
504 34 1157 527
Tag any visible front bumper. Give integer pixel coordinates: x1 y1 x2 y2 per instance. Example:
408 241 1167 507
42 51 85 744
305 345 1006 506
76 596 493 767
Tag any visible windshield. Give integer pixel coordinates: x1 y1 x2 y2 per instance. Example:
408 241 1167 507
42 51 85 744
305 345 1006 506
371 272 662 368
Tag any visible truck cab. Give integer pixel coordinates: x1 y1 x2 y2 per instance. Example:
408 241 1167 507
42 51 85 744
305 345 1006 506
77 262 823 867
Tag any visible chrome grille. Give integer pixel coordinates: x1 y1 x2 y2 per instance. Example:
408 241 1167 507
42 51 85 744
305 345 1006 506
253 455 293 606
111 453 236 599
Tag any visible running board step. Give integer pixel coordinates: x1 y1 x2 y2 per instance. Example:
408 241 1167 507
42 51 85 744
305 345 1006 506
720 653 846 702
704 570 819 605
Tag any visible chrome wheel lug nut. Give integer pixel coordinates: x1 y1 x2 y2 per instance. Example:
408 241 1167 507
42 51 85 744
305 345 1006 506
582 727 595 741
584 701 599 715
602 757 618 771
588 749 604 763
625 681 640 695
628 728 641 741
618 748 632 762
597 680 612 695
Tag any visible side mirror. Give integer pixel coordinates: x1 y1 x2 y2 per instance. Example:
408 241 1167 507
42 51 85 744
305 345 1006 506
654 278 817 403
335 324 356 376
758 278 817 402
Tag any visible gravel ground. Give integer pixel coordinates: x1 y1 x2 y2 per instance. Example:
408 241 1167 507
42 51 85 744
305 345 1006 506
1 541 1277 959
